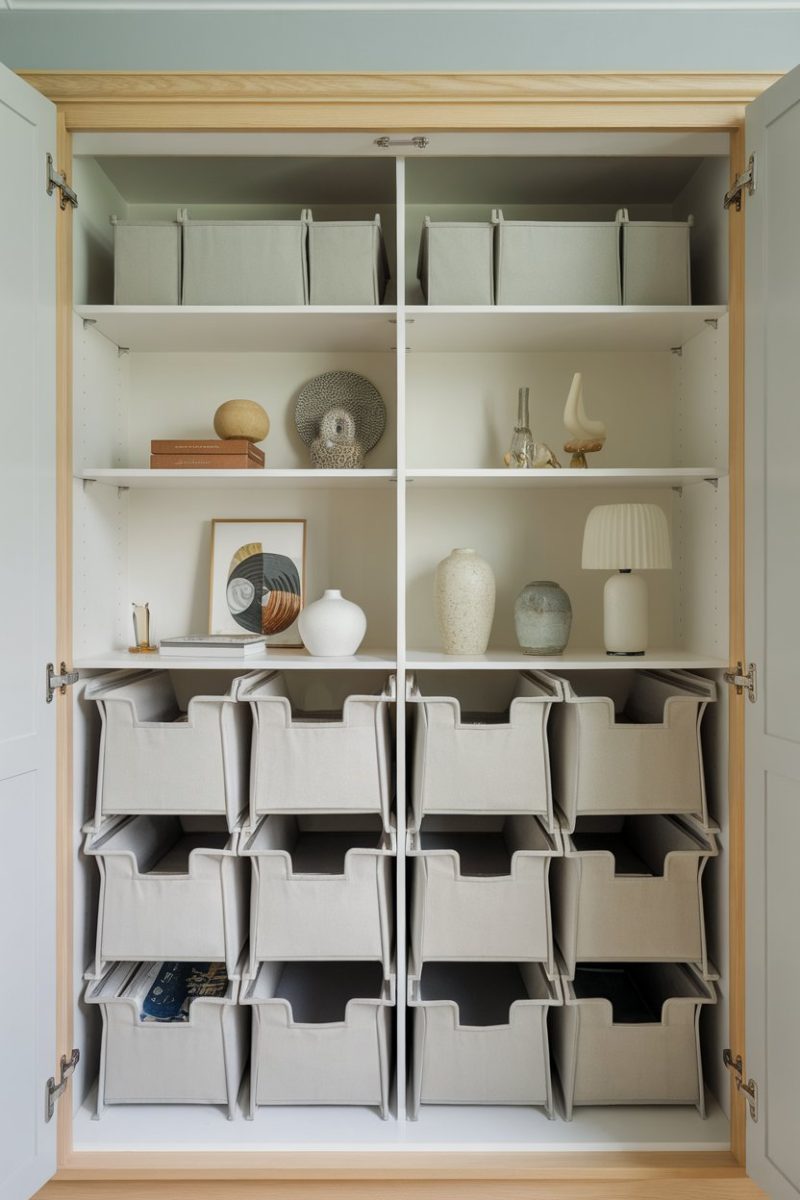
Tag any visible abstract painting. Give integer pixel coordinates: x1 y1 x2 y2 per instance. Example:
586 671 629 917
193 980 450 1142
209 519 306 646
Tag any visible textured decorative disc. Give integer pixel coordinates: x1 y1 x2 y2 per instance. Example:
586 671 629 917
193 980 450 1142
295 371 386 453
227 542 301 635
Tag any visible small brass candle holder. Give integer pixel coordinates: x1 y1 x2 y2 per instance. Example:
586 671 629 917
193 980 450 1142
129 602 158 653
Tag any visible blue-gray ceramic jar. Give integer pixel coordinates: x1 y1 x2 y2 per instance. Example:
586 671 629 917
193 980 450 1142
514 580 572 655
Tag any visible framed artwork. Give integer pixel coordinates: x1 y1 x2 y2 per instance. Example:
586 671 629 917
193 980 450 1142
209 518 307 647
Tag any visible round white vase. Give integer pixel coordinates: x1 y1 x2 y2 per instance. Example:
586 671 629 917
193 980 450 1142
298 589 367 657
435 548 496 655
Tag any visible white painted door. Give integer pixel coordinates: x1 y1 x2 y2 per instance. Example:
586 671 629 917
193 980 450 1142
744 64 800 1200
0 65 58 1200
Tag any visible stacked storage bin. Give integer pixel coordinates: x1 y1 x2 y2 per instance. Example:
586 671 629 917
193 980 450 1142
83 670 253 1116
238 670 396 1117
407 672 563 1118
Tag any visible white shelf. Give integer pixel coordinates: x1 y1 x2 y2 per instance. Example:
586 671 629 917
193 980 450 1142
405 306 727 353
407 468 722 489
78 468 397 490
407 649 727 671
75 305 398 353
75 648 397 671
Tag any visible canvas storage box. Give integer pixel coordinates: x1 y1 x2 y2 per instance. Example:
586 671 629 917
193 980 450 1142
409 962 561 1116
409 671 559 830
84 815 248 977
181 212 309 305
239 672 393 828
242 815 395 972
86 670 252 831
242 961 395 1115
408 816 559 973
493 209 622 305
417 216 495 305
307 212 390 305
619 209 693 305
86 960 247 1117
111 215 182 306
547 669 716 831
553 815 717 979
553 963 716 1118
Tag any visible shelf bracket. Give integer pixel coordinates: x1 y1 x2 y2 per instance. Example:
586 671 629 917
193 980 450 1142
704 318 719 330
670 346 683 357
82 317 97 331
703 476 720 490
117 346 130 358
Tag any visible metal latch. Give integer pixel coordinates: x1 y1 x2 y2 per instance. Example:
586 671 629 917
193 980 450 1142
46 661 79 703
46 153 78 210
723 1049 758 1122
374 136 429 149
724 661 757 703
723 154 756 211
46 1049 80 1122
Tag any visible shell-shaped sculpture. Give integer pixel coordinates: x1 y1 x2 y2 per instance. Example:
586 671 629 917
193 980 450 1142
563 373 607 444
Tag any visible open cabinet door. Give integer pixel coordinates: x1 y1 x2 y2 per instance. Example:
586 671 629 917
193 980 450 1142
0 64 59 1200
744 64 800 1200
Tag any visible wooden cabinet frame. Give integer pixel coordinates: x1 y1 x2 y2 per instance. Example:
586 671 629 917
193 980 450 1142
23 69 775 1200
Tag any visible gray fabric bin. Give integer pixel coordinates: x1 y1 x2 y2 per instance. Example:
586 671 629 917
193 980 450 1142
111 215 182 306
181 213 309 305
620 210 693 305
417 216 495 305
307 212 389 305
493 209 621 305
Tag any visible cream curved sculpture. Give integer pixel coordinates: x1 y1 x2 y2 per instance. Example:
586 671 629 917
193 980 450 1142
563 373 606 467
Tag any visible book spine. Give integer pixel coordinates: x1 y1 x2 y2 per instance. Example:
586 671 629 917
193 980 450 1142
150 454 265 470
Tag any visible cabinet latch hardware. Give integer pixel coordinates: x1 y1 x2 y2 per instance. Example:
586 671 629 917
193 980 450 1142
723 154 756 211
723 661 757 703
46 662 79 703
46 153 78 210
374 136 429 150
45 1049 80 1122
723 1049 758 1122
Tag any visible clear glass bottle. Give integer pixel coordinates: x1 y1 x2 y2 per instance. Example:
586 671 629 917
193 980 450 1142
506 386 534 468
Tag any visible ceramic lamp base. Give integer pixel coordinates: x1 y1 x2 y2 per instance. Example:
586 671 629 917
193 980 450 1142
603 570 648 655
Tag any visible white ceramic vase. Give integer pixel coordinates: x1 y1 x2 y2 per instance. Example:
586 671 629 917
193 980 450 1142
435 548 496 655
298 589 367 657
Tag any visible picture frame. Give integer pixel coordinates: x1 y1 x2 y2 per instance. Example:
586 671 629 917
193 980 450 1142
209 518 307 648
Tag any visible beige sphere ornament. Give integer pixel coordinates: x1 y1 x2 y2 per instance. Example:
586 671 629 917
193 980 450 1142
213 399 270 444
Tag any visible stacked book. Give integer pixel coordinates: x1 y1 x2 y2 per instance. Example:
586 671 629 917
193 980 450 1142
150 439 265 470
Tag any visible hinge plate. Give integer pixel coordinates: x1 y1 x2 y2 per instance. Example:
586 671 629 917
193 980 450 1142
724 661 757 703
45 1049 79 1122
46 661 79 703
723 1049 758 1122
46 153 78 210
723 154 756 212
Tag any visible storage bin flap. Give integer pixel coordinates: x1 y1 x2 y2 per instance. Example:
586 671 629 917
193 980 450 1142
563 962 716 1026
408 963 562 1020
242 962 396 1018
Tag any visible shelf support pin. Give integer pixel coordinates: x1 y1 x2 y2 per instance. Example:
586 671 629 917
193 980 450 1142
671 486 684 497
670 346 683 357
703 476 720 490
82 318 97 331
704 318 719 330
117 346 130 358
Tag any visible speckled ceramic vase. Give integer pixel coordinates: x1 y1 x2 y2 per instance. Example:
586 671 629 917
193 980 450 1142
514 580 572 656
435 548 496 655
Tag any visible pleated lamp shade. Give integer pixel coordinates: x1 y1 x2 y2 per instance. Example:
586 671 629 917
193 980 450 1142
582 503 672 570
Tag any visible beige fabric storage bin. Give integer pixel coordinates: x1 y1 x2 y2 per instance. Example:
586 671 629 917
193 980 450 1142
84 816 248 977
242 815 395 972
86 960 247 1118
408 816 559 973
181 213 309 305
242 961 395 1115
240 672 393 828
409 671 559 830
307 212 390 304
493 210 622 305
409 962 562 1117
554 963 716 1119
553 815 717 979
547 669 716 831
111 215 182 306
619 210 693 305
417 216 495 305
87 670 252 831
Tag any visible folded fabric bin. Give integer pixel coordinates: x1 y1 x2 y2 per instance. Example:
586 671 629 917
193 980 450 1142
547 669 716 831
307 212 390 304
111 214 182 305
409 671 559 830
242 815 395 973
493 209 622 305
84 815 248 977
417 216 495 305
553 815 717 979
86 959 247 1117
619 209 693 305
553 962 716 1118
239 671 394 828
409 961 562 1116
242 961 395 1115
408 815 559 973
181 211 309 305
87 670 252 830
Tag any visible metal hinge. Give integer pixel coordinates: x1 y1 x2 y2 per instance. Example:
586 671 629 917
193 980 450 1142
46 661 79 703
723 154 756 211
45 1049 79 1122
723 1049 758 1122
724 661 757 703
374 136 429 150
46 153 78 210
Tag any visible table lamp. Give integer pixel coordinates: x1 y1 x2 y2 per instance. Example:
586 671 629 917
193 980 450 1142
582 503 671 655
